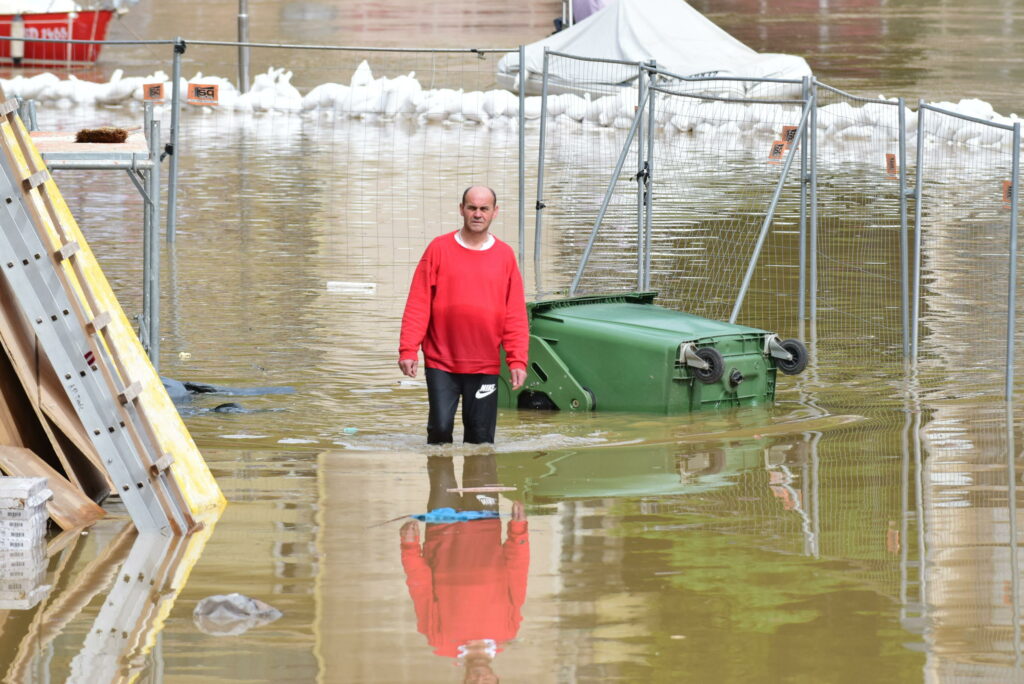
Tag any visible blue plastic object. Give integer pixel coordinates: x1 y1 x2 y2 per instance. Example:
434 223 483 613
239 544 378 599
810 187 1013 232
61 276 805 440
411 507 500 523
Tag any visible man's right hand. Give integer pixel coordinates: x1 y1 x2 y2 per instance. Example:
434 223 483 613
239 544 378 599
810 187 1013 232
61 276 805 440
400 520 420 543
399 359 418 378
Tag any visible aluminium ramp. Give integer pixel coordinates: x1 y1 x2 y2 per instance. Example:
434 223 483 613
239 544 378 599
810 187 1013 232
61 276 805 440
0 98 224 533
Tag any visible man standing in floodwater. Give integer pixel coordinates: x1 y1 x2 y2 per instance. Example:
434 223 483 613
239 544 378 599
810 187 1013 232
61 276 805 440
399 186 529 444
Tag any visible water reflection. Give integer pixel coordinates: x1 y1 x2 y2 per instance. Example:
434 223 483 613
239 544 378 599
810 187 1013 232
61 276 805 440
0 519 216 683
912 403 1024 678
400 455 529 679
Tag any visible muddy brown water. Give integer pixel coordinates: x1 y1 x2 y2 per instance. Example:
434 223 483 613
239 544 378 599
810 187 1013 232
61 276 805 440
2 1 1024 682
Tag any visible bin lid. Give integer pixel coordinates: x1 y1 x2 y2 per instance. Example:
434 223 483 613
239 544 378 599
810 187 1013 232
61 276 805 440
530 292 768 342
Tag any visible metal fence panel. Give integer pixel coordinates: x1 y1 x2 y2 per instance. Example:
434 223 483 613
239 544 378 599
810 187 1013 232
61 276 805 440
649 78 806 333
913 105 1018 400
812 84 907 364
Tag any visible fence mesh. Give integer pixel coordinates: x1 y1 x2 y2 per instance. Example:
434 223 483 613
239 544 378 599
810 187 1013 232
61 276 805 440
911 106 1017 399
6 38 1024 401
533 52 646 296
178 44 525 296
649 77 806 334
812 85 907 367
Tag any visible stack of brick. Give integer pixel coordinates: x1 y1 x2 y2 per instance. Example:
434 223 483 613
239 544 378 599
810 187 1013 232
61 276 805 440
0 477 52 609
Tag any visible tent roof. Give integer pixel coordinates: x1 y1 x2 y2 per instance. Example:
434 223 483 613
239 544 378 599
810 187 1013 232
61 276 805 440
499 0 809 87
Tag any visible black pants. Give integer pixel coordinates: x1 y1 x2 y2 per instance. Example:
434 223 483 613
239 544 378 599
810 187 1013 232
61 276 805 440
425 367 498 444
426 454 499 512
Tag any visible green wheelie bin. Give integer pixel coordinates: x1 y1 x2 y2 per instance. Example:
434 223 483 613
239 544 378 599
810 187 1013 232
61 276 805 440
498 292 807 414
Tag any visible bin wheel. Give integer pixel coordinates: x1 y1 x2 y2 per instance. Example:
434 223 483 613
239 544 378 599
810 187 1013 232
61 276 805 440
583 386 596 410
694 348 724 384
777 339 808 375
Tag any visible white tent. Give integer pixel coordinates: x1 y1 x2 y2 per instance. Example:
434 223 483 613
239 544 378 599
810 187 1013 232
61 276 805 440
497 0 811 99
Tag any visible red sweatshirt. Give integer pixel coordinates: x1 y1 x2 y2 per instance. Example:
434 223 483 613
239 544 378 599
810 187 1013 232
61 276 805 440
401 519 530 658
399 231 529 374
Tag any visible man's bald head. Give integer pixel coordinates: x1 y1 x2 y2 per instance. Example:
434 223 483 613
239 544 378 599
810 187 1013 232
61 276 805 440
461 185 497 207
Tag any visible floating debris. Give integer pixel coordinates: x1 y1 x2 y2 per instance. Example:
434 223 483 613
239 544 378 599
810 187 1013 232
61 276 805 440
193 593 283 636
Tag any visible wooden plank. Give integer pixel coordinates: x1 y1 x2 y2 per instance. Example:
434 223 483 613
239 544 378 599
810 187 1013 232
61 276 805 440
0 286 87 491
0 349 44 450
0 446 105 529
0 270 113 496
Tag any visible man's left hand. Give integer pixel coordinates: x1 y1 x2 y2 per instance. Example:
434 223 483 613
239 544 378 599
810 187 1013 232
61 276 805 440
510 368 527 390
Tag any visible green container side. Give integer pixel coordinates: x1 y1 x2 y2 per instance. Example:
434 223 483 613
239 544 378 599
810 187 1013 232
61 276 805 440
501 293 780 414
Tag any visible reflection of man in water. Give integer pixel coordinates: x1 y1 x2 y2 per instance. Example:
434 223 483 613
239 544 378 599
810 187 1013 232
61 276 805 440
400 455 530 681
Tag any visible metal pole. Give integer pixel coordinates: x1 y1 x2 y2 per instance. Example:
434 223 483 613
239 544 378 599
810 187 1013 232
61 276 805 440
643 61 656 290
149 117 162 371
167 37 185 244
570 89 651 296
1007 403 1022 669
912 409 927 609
729 103 812 324
798 77 809 322
809 80 818 321
237 0 250 94
141 102 154 353
898 97 910 357
898 405 911 619
635 63 646 290
518 44 526 279
534 49 551 295
911 101 925 361
1006 122 1020 400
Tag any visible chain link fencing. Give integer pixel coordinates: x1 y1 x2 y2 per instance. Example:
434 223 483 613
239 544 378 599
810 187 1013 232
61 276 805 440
3 38 1023 400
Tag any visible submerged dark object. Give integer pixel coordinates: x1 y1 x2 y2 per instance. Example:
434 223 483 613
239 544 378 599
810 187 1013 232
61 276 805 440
498 292 808 413
161 377 295 416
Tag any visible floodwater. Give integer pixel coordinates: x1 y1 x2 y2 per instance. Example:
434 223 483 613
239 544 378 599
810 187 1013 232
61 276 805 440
3 1 1024 682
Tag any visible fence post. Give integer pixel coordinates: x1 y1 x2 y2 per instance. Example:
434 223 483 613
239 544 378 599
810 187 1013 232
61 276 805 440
148 117 162 371
534 49 551 295
238 0 251 94
635 63 646 290
140 102 153 353
911 101 925 362
809 79 819 322
798 76 810 322
898 97 910 357
1005 122 1020 401
643 61 656 290
518 44 526 280
166 37 185 244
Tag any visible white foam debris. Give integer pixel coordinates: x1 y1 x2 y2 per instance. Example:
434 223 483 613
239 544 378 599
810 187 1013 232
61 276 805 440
220 434 268 440
4 64 1021 148
277 438 317 444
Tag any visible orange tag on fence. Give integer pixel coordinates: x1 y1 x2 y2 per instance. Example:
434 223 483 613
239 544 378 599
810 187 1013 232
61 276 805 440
187 83 219 106
780 125 798 148
1004 180 1015 208
885 153 898 176
768 140 786 163
142 83 165 102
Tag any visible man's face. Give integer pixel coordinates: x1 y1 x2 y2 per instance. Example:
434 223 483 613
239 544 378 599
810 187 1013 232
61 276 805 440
460 188 498 234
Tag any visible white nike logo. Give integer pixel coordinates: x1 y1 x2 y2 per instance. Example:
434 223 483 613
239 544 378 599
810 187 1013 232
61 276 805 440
475 384 496 399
